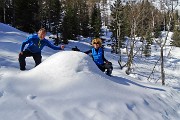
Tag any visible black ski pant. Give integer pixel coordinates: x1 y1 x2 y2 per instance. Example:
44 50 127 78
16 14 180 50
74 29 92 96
18 50 42 70
97 62 113 75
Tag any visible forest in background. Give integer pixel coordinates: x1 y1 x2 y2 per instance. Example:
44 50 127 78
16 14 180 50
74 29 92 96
0 0 180 46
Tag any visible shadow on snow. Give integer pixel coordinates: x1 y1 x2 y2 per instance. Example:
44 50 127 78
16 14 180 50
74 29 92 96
109 75 166 92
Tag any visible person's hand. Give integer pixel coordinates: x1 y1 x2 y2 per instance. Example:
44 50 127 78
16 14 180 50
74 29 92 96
19 52 23 56
105 61 109 64
61 45 65 50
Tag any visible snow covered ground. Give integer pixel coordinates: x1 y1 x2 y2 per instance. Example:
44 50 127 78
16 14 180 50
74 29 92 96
0 23 180 120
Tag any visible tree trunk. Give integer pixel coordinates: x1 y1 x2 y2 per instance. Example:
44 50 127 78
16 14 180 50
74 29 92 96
3 0 6 23
161 47 165 85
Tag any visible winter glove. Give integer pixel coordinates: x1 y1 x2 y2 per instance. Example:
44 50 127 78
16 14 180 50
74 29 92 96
19 52 23 56
105 61 109 64
72 46 80 51
60 45 65 50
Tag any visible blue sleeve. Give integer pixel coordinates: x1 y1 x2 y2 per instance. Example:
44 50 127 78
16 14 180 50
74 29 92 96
46 40 61 50
21 36 31 52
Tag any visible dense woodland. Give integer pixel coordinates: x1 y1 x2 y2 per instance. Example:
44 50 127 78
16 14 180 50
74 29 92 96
0 0 180 45
0 0 104 43
1 0 180 85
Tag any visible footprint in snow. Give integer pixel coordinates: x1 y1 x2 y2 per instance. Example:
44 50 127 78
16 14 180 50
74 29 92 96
0 91 4 98
0 74 3 80
27 95 37 100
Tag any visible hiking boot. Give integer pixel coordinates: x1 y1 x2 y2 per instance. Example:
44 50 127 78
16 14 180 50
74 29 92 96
20 67 26 71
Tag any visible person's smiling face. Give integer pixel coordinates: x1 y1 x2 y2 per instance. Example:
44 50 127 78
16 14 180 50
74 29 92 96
38 30 46 40
93 41 100 49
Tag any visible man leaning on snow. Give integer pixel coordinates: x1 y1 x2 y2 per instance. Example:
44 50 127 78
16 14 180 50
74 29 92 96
18 28 64 71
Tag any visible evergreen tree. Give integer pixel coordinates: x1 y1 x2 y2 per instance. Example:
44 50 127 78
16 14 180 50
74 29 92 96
123 2 131 37
39 0 63 33
153 25 161 38
38 0 48 29
62 0 90 42
171 10 180 47
0 0 3 22
143 43 151 57
78 0 90 37
62 5 75 43
110 0 126 49
39 0 54 30
50 0 63 34
14 0 39 33
135 0 156 41
101 0 108 26
171 28 180 47
0 0 13 24
5 0 13 24
72 2 80 38
90 3 102 38
152 5 163 38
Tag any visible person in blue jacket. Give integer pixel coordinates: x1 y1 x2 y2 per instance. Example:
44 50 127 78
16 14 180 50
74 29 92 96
19 28 64 70
85 38 113 76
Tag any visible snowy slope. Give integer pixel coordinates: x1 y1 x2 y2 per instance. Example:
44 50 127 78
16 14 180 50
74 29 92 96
0 23 180 120
1 51 180 120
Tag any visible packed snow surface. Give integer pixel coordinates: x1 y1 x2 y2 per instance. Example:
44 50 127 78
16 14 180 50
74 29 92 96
0 23 180 120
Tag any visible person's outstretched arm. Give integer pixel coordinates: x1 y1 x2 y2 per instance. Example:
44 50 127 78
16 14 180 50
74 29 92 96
46 40 64 50
84 50 91 54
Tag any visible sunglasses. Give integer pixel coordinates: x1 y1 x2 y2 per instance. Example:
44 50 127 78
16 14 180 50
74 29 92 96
93 42 100 44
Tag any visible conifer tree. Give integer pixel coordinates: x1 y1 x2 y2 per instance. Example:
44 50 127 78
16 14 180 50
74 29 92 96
0 0 3 22
62 5 75 43
14 0 39 32
0 0 13 24
78 0 90 37
62 0 90 42
50 0 63 34
101 0 108 26
172 28 180 47
110 0 126 53
123 2 131 37
171 10 180 47
90 3 102 38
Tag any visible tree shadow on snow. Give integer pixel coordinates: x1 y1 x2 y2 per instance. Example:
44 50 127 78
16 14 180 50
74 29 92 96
172 87 180 91
109 75 166 92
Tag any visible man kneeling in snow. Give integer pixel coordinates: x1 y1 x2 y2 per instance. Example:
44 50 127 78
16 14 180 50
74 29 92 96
84 38 113 76
19 28 64 70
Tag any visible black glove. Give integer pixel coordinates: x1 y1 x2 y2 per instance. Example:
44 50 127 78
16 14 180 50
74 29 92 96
72 46 80 51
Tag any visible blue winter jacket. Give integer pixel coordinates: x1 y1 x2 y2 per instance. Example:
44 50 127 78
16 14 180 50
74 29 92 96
91 47 105 65
21 34 61 53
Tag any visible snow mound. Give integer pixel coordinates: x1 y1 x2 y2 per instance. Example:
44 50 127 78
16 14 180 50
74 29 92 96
0 22 22 32
32 51 99 75
1 51 180 120
19 51 104 90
